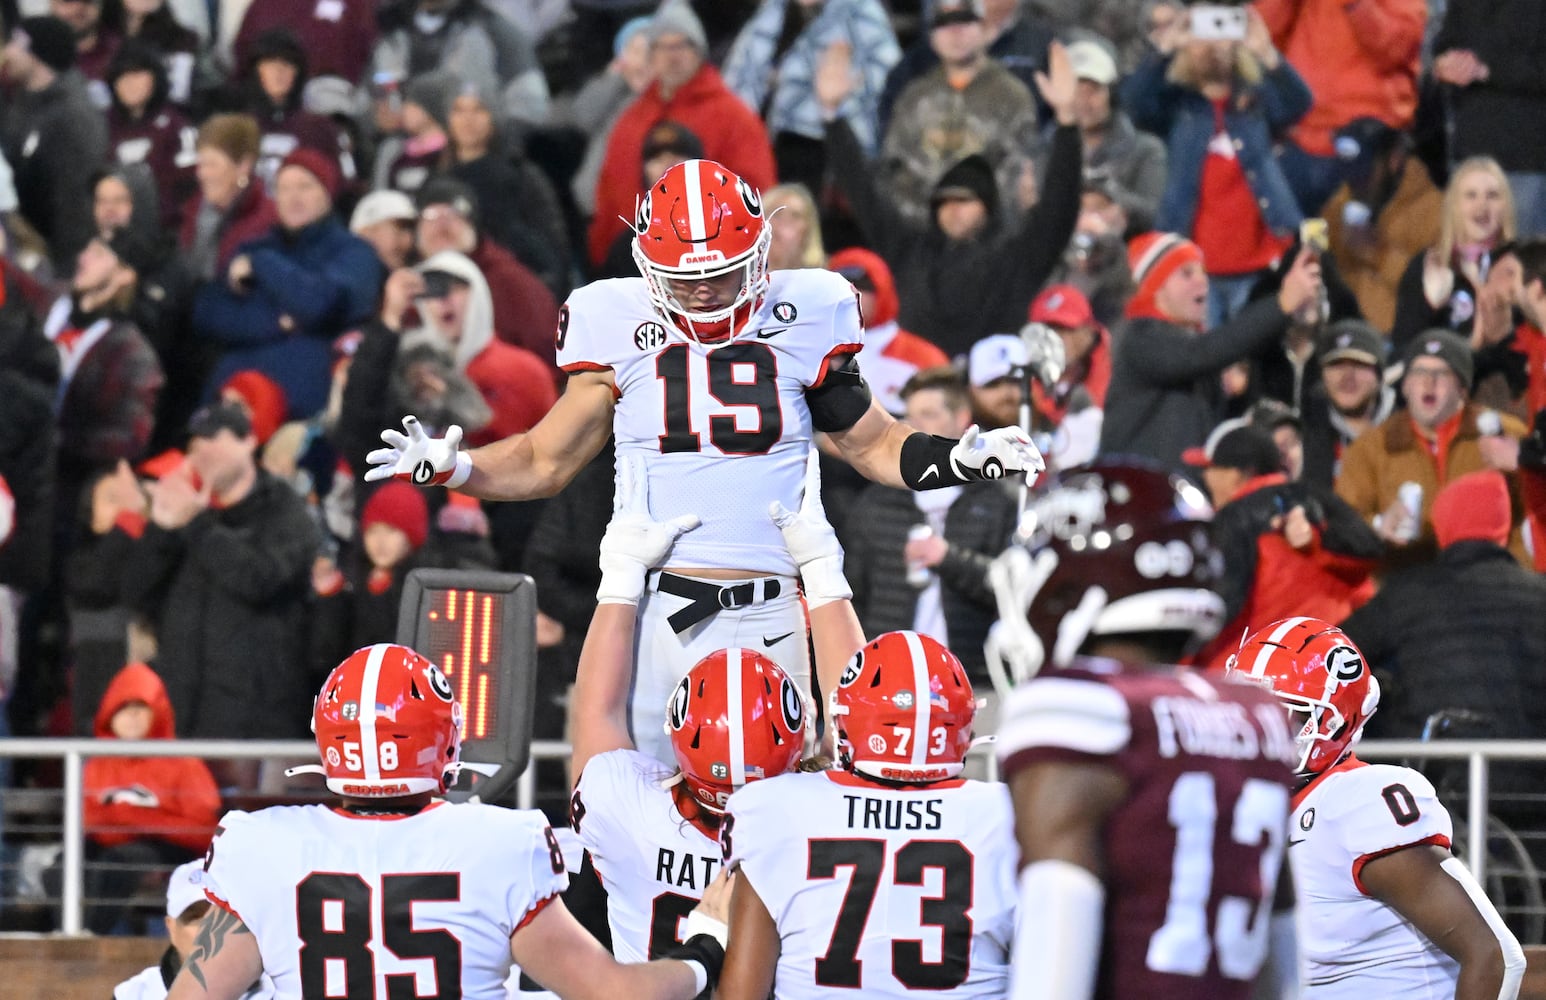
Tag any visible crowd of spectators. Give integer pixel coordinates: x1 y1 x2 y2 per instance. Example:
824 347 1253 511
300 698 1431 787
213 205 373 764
0 0 1544 926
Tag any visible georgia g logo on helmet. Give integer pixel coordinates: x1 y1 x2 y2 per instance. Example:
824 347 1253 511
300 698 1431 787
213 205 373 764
736 176 763 218
426 663 455 702
1325 645 1364 685
839 651 864 687
667 676 691 731
780 677 804 733
634 191 654 236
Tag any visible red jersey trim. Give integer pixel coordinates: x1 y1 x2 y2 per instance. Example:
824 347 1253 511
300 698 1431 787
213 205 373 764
560 361 613 374
813 343 865 387
1351 833 1452 896
204 890 243 923
822 769 967 791
1291 754 1367 811
514 892 559 934
327 800 448 822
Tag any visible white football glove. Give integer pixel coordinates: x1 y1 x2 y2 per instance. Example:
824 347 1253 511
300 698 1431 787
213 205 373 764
949 424 1046 485
770 449 851 609
364 415 471 488
597 455 701 605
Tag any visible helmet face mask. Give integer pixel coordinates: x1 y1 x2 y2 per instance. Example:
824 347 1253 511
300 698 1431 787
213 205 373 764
831 631 976 783
632 159 772 343
312 644 463 798
665 648 807 813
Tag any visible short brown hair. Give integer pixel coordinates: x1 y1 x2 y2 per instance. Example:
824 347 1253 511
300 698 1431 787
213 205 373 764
196 113 261 164
900 366 970 412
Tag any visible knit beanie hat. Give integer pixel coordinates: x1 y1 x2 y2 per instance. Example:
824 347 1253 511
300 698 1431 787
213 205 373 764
1432 470 1511 548
278 147 341 201
16 17 77 74
649 0 707 53
362 481 429 551
930 154 999 218
220 370 289 445
1126 231 1205 323
1401 328 1475 389
403 69 460 130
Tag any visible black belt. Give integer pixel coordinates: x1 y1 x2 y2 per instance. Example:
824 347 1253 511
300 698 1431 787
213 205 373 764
655 573 784 633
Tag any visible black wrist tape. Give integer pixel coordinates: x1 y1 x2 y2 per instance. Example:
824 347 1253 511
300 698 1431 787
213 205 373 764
900 432 970 490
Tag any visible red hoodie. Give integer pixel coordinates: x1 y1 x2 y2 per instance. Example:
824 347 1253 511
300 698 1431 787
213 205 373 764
83 663 221 853
827 247 949 414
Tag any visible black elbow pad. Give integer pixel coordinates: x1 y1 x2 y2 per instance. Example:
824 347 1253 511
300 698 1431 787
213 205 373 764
806 353 873 432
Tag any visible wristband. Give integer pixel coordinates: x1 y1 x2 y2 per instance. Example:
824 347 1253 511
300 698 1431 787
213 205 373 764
682 908 729 948
683 960 708 996
899 432 970 490
667 933 725 994
444 450 473 489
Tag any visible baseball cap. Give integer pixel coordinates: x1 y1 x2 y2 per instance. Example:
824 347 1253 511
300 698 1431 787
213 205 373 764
416 176 480 223
1029 284 1095 329
187 401 253 440
1066 40 1119 86
1401 328 1474 388
14 17 77 74
350 189 417 233
166 860 210 919
1181 417 1280 474
968 333 1029 387
932 0 985 27
1319 319 1384 367
640 120 705 164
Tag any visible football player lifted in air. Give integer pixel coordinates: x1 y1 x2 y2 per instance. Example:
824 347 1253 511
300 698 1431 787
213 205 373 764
166 644 729 1000
365 158 1043 762
1228 617 1526 1000
992 461 1298 1000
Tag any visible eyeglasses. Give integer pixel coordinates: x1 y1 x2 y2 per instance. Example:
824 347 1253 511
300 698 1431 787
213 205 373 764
1403 366 1455 384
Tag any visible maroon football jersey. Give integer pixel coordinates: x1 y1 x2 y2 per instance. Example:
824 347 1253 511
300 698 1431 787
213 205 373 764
998 659 1296 1000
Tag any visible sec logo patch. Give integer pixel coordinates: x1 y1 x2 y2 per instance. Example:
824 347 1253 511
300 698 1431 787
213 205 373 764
634 322 668 350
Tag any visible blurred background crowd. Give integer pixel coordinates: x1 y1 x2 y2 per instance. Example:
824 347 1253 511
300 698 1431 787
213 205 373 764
0 0 1545 936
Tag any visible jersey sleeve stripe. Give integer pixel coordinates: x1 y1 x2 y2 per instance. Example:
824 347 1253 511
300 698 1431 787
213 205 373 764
204 890 243 922
997 678 1133 762
813 343 864 387
1349 833 1452 896
560 361 613 374
513 892 560 934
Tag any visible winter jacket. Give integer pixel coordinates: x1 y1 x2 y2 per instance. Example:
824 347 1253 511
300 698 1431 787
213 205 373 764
1390 249 1482 355
194 216 383 419
844 482 1018 679
1333 403 1530 569
1 72 109 273
588 64 776 266
1323 158 1442 334
1195 473 1381 670
1051 111 1168 234
449 152 571 299
83 662 221 853
826 247 949 414
107 101 199 235
722 0 899 151
877 12 1054 136
1433 0 1546 172
0 261 59 594
234 0 377 85
1099 297 1291 471
178 180 278 280
1123 52 1310 239
469 237 561 372
1299 381 1397 491
124 470 319 737
828 118 1082 358
1257 0 1425 157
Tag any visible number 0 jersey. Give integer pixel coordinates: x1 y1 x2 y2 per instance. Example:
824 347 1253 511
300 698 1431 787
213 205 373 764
570 749 721 963
1288 757 1459 996
202 802 569 1000
997 662 1297 1000
723 769 1017 1000
557 270 863 576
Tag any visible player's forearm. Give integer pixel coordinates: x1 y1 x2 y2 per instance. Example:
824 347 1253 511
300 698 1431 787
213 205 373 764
809 601 866 711
569 603 640 783
460 434 566 501
835 416 916 488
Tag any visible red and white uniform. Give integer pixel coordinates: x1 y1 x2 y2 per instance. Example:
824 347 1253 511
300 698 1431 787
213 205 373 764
1289 756 1460 996
722 770 1017 1000
202 802 568 1000
997 662 1297 1000
558 267 863 761
570 749 720 962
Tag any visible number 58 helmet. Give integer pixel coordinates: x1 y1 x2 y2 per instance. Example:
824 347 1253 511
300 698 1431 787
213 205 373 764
296 644 464 798
632 159 772 344
1227 617 1381 776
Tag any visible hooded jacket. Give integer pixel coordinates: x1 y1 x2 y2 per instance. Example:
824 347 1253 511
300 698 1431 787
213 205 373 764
83 662 221 853
826 247 948 415
106 43 198 233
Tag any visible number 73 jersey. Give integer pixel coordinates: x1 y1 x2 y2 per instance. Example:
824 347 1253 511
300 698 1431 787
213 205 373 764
722 769 1017 1000
201 802 569 999
558 270 863 577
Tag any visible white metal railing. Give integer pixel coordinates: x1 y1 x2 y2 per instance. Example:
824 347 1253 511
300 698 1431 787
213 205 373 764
0 737 1542 934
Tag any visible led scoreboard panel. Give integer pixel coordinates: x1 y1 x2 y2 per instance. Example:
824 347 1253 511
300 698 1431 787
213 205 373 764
396 569 537 794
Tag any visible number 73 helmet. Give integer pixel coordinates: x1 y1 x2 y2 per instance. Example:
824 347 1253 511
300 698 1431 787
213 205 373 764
290 644 464 797
1226 617 1381 776
831 631 976 782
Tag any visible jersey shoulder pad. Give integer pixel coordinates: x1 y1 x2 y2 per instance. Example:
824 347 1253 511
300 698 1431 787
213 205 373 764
557 278 653 371
1323 763 1452 857
997 674 1133 770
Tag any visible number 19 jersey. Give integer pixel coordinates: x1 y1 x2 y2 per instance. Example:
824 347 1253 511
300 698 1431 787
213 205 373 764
557 270 863 576
202 801 569 1000
722 769 1017 1000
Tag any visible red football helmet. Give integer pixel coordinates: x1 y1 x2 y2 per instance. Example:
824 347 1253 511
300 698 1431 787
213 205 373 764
665 648 807 812
831 631 976 782
1226 617 1381 776
989 461 1225 688
310 644 464 798
631 159 772 342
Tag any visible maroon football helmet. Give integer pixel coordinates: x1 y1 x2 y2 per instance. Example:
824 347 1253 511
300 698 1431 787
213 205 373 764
989 461 1224 686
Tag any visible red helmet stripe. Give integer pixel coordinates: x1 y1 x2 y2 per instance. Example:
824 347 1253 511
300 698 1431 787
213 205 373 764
683 161 708 245
1247 616 1312 677
903 631 931 769
727 648 747 787
357 643 388 782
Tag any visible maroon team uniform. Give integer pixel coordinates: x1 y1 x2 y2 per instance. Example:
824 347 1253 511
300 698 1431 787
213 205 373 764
999 660 1296 1000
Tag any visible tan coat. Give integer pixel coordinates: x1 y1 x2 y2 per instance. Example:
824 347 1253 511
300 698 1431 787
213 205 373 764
1324 160 1442 334
1335 403 1529 571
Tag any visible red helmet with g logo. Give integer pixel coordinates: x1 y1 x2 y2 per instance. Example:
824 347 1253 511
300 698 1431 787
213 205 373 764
665 648 806 812
831 631 976 782
631 159 772 343
311 644 463 798
1227 617 1380 776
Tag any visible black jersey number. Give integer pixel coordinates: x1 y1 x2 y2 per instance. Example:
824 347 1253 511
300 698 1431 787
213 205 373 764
647 891 700 957
296 872 462 999
1382 782 1421 826
808 838 974 990
656 342 782 455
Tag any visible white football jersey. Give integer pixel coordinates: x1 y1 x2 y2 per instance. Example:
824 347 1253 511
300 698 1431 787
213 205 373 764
1290 758 1459 997
724 770 1016 1000
558 270 864 576
203 801 569 1000
571 749 720 963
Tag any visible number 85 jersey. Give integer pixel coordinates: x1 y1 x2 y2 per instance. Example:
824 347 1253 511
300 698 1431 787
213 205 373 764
558 270 863 577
